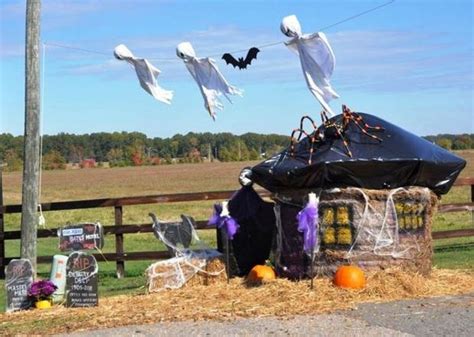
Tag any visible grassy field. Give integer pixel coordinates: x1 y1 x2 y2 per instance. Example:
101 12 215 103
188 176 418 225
1 152 473 312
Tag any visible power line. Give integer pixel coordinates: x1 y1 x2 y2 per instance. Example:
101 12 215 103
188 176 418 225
44 41 110 56
319 0 395 31
42 0 396 61
207 0 396 58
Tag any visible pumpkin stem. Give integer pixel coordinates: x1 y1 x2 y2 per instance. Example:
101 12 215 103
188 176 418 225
264 259 274 268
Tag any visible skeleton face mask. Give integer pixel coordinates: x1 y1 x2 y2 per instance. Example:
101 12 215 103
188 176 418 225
239 167 253 186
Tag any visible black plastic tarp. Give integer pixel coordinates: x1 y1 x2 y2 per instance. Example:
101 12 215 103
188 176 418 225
251 112 465 195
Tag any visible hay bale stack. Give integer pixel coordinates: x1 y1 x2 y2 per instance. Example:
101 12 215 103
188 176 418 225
273 187 438 279
146 252 226 292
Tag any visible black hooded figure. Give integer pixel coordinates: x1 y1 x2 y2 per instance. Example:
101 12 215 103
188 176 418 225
216 183 276 276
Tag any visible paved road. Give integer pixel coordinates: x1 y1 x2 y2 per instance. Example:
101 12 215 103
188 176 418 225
346 293 474 337
59 293 474 337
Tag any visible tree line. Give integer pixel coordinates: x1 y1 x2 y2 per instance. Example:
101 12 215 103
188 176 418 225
0 132 289 171
424 134 473 151
0 132 472 171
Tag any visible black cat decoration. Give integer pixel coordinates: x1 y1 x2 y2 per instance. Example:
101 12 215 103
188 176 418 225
222 47 260 70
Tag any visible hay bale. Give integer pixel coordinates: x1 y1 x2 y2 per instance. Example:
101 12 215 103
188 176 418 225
187 255 226 286
146 251 226 292
273 187 437 279
146 257 191 292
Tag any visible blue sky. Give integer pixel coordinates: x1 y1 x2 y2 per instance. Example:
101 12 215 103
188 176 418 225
0 0 472 138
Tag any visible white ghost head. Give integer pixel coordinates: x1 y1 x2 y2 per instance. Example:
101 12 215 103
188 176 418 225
176 42 196 61
114 44 134 60
280 15 302 38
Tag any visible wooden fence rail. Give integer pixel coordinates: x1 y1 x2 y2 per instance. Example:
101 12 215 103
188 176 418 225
1 177 473 279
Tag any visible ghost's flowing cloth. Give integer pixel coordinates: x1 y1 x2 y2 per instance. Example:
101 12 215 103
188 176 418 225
281 15 339 116
176 42 242 120
114 44 173 104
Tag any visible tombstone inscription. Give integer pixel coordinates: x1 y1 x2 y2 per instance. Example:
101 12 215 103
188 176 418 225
5 259 33 312
65 252 98 307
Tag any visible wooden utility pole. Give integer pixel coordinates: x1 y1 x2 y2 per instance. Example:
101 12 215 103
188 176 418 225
20 0 41 274
0 163 5 279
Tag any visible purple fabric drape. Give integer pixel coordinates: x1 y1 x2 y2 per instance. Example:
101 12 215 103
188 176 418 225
208 203 240 240
296 200 319 254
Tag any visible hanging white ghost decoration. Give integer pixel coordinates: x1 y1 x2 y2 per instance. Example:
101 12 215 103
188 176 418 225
114 44 173 104
176 42 242 120
281 15 339 116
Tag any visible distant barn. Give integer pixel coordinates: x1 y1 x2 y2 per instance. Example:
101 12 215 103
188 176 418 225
80 159 97 169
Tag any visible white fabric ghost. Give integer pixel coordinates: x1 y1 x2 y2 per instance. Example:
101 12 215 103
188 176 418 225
114 44 173 104
176 42 242 120
281 15 339 116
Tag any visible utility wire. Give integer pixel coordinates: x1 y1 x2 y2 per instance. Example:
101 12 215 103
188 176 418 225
44 41 177 61
45 41 110 56
319 0 395 31
42 0 395 61
208 0 396 57
207 41 282 58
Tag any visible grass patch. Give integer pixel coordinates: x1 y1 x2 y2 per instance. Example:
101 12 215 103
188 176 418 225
433 247 474 269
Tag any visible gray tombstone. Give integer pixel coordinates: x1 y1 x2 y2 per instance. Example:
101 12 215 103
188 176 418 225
5 259 33 312
65 252 98 307
149 213 194 256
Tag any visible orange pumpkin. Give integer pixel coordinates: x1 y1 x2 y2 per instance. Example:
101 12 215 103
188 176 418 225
333 265 366 289
247 264 276 282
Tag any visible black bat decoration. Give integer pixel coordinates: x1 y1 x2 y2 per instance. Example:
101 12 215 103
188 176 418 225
222 47 260 70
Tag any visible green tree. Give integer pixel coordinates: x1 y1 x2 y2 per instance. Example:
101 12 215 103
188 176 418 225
436 138 452 150
249 148 260 160
3 149 23 171
169 140 180 158
452 135 472 150
42 150 66 170
265 144 285 158
219 147 232 162
106 148 125 167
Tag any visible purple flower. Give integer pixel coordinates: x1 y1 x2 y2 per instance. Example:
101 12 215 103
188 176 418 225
28 280 57 300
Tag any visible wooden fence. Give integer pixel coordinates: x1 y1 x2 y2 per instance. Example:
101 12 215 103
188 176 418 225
1 177 473 279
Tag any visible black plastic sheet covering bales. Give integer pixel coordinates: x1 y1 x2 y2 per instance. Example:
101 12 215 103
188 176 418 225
251 113 465 195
